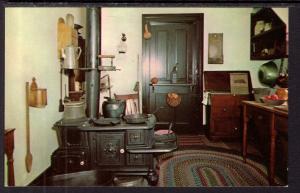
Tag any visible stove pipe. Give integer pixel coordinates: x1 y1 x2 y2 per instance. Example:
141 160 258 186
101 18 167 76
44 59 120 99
86 7 101 119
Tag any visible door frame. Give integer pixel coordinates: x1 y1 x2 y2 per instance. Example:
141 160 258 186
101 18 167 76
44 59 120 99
142 13 204 127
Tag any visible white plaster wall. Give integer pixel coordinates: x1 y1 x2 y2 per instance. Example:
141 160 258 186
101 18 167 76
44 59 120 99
5 7 85 186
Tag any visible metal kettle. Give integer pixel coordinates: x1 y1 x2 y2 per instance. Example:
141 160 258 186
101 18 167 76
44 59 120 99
102 97 126 118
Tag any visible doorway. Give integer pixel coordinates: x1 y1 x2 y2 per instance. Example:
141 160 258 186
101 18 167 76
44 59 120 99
142 14 204 134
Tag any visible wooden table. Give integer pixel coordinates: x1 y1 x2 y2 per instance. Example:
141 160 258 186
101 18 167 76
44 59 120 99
5 128 15 186
242 101 288 185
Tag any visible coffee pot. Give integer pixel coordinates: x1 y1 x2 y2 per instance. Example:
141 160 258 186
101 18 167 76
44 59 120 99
61 45 82 69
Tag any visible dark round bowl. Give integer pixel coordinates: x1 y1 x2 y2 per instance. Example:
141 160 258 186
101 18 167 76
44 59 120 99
260 97 286 106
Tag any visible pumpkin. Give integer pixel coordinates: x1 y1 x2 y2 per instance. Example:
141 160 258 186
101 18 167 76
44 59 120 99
275 88 288 100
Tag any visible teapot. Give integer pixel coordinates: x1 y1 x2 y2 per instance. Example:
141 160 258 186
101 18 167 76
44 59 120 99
102 97 126 118
61 45 82 69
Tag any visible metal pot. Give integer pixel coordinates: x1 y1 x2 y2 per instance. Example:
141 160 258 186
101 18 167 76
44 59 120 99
258 61 279 87
102 97 125 118
63 100 86 120
123 114 149 124
123 114 157 126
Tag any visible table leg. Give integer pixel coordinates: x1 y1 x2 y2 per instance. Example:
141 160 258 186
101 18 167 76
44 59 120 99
242 104 248 163
269 113 276 185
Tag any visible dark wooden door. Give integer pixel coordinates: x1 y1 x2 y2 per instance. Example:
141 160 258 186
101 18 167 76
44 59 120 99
142 14 203 133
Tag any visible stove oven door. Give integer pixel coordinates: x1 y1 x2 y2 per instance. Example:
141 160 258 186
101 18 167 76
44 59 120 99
90 132 125 166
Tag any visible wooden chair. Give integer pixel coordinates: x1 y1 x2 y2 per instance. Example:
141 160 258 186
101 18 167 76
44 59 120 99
114 93 140 115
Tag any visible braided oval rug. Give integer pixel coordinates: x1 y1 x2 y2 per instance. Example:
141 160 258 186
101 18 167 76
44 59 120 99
158 150 282 187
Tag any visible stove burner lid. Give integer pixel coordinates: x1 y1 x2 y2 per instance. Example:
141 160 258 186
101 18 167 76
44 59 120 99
93 117 121 126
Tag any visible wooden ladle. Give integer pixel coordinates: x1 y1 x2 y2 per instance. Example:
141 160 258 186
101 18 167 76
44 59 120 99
144 23 152 40
25 82 33 173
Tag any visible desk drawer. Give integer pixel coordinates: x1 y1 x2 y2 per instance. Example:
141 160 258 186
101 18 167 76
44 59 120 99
211 118 240 136
211 95 236 107
211 106 236 118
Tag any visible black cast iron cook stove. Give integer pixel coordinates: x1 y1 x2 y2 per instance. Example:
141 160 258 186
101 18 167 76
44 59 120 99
51 114 177 186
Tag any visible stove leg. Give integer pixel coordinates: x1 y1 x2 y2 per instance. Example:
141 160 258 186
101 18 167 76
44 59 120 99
147 169 158 186
155 155 160 170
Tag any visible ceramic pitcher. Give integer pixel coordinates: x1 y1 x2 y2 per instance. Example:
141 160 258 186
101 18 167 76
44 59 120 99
61 45 82 69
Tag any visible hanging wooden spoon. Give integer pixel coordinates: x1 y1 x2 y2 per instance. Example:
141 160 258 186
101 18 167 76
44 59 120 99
25 82 33 173
143 23 152 40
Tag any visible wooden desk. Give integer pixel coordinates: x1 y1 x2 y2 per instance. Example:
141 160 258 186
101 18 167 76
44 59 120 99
242 101 288 185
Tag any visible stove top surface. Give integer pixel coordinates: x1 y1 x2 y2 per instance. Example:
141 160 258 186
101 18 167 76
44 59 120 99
55 114 157 130
93 117 121 126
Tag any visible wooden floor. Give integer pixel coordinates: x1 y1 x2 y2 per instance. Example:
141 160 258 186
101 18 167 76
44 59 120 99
177 134 262 158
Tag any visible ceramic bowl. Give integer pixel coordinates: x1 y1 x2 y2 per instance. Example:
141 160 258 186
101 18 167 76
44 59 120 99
260 97 286 106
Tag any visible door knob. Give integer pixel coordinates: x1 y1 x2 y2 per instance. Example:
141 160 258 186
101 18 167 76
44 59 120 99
120 148 125 154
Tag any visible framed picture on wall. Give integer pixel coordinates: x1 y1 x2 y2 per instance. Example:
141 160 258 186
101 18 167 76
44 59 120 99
230 73 249 94
208 33 223 64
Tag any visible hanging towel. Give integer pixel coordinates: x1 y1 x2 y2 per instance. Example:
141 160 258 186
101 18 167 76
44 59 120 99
202 91 211 105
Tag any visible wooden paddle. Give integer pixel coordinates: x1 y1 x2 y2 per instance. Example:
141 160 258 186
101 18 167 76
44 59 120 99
25 82 33 173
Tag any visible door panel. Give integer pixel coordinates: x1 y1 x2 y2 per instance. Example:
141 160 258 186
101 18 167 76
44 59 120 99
150 24 190 83
143 14 203 133
175 28 188 81
153 30 168 79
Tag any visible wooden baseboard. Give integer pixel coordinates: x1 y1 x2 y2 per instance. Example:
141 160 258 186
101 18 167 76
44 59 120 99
28 166 52 186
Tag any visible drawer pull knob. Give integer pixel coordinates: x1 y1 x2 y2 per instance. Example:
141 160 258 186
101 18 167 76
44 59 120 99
258 115 263 120
68 159 73 164
223 108 227 112
234 127 238 131
120 148 125 154
80 161 85 166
